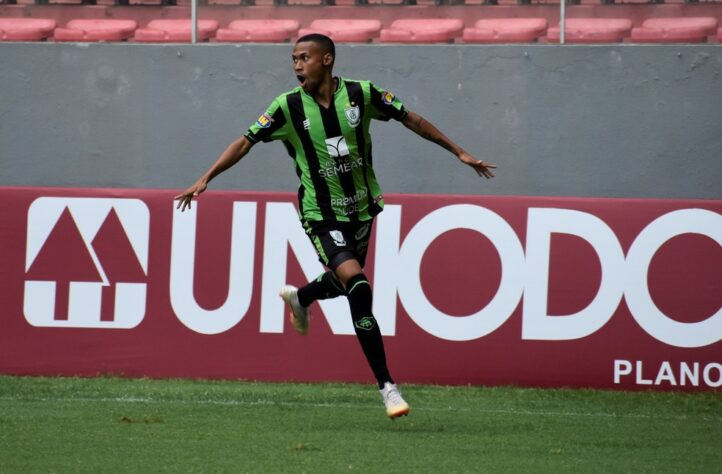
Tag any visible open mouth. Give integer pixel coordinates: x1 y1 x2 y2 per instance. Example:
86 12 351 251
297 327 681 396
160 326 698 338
296 75 306 87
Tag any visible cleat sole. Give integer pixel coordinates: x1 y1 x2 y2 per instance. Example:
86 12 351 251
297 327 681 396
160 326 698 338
387 407 410 420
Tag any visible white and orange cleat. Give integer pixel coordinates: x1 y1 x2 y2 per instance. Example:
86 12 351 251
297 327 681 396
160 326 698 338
279 285 310 336
380 382 410 419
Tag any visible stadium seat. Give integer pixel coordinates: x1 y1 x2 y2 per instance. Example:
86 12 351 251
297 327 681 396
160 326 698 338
298 19 382 43
547 18 632 43
54 19 138 42
462 18 548 43
630 17 718 44
216 20 299 43
134 19 219 43
0 18 56 41
380 19 464 43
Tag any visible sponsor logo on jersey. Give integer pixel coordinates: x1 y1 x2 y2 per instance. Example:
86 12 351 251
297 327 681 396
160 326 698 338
344 105 361 128
256 112 273 129
325 136 350 159
319 156 363 179
382 91 396 105
331 190 368 216
355 223 370 240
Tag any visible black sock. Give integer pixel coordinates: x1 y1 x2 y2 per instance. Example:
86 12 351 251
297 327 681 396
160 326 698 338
345 273 393 389
297 271 345 307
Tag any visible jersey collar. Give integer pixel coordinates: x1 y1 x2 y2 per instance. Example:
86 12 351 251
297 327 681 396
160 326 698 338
300 76 345 102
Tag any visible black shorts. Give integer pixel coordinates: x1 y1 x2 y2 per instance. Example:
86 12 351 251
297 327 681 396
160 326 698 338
304 219 374 270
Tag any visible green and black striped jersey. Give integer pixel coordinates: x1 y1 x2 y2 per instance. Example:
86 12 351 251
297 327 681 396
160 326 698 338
244 78 407 224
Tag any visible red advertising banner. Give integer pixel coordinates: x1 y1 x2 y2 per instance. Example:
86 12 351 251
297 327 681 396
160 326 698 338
1 187 720 391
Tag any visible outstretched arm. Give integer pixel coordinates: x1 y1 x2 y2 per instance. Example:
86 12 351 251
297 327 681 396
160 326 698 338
401 111 496 179
175 136 255 211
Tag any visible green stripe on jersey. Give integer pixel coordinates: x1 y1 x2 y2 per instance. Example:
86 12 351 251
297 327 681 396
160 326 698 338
245 78 407 224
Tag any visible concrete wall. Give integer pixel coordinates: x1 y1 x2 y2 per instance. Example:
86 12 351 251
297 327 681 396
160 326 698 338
1 43 721 199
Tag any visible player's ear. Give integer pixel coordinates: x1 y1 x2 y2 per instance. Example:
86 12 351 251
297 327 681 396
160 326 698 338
323 52 334 67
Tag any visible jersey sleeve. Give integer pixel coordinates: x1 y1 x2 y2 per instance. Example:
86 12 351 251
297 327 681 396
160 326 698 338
244 98 288 144
368 83 408 122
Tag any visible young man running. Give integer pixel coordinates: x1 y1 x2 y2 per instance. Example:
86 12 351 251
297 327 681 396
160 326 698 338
175 34 496 419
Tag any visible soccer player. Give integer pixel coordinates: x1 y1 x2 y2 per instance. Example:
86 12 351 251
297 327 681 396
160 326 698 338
175 34 496 419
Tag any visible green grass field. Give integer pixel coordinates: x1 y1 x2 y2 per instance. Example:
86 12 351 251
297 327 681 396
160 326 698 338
0 376 720 473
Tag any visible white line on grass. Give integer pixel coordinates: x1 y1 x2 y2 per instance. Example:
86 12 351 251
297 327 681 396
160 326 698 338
1 395 720 423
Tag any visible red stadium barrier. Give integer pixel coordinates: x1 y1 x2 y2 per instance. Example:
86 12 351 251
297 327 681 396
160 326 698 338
547 18 633 44
134 19 219 42
630 17 718 43
54 19 137 42
1 187 720 391
380 19 464 43
462 18 548 44
0 18 55 41
298 19 382 43
215 19 300 43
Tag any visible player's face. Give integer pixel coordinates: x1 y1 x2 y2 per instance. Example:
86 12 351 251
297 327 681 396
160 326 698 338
292 41 332 93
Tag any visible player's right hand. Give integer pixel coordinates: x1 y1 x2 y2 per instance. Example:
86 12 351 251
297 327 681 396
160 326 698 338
458 152 496 179
174 180 207 212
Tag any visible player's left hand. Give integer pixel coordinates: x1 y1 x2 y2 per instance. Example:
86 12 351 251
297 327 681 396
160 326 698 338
459 152 496 179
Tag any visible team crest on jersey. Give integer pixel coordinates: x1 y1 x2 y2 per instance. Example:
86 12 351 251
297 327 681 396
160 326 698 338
256 112 273 129
344 105 361 128
381 91 396 105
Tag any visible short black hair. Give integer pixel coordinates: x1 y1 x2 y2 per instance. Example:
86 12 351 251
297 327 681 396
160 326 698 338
296 33 336 62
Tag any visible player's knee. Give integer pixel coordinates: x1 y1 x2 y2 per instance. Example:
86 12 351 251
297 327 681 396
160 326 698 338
346 273 372 300
333 257 363 288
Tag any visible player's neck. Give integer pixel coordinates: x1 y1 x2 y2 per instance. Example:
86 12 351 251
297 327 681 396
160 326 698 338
310 75 338 109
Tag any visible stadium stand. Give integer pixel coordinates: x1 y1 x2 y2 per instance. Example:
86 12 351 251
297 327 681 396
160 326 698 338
379 19 464 43
134 19 219 42
719 26 722 41
216 19 299 42
0 18 55 41
297 19 381 42
547 18 633 43
1 2 722 44
54 19 137 42
462 18 548 43
630 17 718 43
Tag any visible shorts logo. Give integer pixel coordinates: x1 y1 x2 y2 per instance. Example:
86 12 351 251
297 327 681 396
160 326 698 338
24 197 149 329
355 223 370 240
329 230 346 247
325 136 350 159
355 316 376 331
344 105 361 128
256 112 273 129
381 91 396 105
